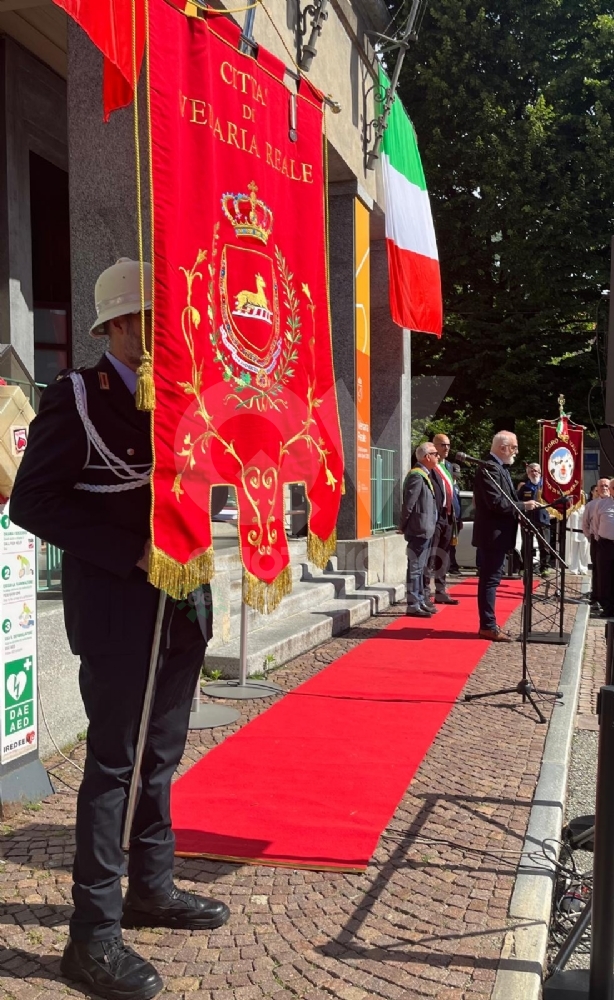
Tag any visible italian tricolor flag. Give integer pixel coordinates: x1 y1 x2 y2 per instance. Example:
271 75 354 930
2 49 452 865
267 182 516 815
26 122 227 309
380 68 443 336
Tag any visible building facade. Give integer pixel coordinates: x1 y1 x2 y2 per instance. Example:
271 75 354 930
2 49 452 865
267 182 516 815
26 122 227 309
0 0 411 571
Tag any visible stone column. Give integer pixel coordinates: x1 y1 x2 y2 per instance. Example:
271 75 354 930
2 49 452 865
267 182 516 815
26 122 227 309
0 39 67 375
369 238 409 524
328 180 374 540
67 23 146 366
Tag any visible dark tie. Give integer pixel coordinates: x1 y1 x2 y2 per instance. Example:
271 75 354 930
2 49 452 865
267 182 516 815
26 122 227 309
502 465 514 495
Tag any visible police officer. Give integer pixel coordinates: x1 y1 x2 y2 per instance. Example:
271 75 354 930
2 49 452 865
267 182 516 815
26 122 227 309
516 462 552 577
10 259 229 1000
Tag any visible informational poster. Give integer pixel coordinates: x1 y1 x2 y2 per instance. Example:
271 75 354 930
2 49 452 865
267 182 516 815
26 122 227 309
355 198 371 539
0 503 37 764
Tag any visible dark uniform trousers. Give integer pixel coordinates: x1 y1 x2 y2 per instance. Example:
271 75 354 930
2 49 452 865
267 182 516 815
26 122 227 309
9 354 212 943
72 585 206 942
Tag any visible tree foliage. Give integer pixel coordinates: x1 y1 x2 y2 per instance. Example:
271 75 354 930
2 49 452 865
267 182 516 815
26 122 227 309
398 0 614 456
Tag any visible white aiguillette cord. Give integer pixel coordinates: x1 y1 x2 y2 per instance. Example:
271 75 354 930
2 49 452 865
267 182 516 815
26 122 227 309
69 373 151 492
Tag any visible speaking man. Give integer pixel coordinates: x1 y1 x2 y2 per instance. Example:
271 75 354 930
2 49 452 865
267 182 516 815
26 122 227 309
10 259 229 1000
472 431 538 641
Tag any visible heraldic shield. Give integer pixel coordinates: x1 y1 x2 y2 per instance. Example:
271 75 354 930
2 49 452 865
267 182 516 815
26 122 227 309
219 245 281 390
147 3 344 611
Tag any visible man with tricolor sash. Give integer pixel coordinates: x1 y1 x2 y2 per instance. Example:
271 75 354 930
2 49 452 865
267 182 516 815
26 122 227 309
400 443 439 618
423 433 460 608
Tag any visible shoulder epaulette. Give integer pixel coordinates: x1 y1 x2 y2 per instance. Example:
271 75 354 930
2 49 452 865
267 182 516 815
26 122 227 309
56 367 86 382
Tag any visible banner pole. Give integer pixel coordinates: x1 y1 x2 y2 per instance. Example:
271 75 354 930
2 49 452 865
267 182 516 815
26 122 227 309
122 588 166 852
204 570 283 701
239 582 249 687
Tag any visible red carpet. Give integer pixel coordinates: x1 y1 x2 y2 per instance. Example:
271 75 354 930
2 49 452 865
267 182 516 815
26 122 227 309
171 577 525 871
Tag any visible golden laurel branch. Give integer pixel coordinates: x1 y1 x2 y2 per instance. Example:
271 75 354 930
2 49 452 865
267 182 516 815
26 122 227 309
173 245 336 558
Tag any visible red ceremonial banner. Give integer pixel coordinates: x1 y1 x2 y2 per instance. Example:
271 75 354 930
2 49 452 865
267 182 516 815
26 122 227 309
147 1 344 609
50 0 145 120
540 419 584 514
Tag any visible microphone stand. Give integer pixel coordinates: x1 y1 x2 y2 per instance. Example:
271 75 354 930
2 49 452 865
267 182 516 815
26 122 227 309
526 495 573 645
463 464 566 724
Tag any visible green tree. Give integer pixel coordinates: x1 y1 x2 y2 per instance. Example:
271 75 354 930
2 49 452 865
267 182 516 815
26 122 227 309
398 0 614 446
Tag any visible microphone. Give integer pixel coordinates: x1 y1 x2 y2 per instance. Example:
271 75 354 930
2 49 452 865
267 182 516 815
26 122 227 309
454 452 491 467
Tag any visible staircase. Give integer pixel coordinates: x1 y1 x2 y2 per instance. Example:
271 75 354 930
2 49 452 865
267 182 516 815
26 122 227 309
206 538 405 677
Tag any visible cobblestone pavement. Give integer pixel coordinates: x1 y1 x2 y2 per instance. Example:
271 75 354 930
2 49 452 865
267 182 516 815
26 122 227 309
575 612 606 731
0 585 578 1000
546 610 603 973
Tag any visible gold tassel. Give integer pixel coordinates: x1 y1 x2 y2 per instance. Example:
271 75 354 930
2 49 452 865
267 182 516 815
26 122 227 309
148 546 214 599
307 528 337 569
242 564 292 614
136 352 156 411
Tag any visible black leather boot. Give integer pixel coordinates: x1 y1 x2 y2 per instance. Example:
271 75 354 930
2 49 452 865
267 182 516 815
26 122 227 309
122 884 230 930
60 937 163 1000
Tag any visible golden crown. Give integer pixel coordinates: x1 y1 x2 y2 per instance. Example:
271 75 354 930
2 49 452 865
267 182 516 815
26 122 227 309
221 182 273 245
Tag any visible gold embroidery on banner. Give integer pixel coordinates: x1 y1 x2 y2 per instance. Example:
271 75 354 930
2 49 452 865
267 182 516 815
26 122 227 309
172 193 340 598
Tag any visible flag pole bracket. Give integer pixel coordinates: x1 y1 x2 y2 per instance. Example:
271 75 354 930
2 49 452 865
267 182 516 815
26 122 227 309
365 0 424 170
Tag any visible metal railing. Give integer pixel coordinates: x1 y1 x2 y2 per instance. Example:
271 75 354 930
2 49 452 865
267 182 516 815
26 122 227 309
1 375 45 413
36 539 62 594
371 447 396 533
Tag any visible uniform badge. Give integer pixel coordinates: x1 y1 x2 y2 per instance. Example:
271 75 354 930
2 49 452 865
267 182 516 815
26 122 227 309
99 372 110 390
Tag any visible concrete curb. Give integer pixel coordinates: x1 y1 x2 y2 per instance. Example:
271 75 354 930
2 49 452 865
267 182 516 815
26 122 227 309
491 596 590 1000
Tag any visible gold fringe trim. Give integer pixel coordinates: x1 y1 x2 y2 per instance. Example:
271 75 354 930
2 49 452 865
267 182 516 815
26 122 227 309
148 545 214 599
307 528 337 570
547 499 583 521
136 352 156 411
341 476 346 496
242 564 292 614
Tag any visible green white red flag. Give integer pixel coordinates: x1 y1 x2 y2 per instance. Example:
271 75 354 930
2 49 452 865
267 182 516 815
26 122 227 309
379 67 442 336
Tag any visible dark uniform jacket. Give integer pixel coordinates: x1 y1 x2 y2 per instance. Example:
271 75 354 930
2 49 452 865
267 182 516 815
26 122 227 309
10 354 211 655
400 468 438 541
471 456 520 551
517 479 550 525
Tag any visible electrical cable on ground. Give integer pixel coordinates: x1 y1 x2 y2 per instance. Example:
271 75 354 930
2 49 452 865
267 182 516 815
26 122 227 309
37 675 84 776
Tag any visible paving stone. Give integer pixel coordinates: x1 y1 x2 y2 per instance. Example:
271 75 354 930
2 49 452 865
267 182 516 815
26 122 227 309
0 585 579 1000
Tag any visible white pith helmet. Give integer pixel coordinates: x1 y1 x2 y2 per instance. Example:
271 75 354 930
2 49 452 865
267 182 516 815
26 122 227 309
90 257 152 337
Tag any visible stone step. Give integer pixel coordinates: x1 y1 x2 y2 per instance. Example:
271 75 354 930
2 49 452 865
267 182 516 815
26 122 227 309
209 576 340 647
213 537 308 576
205 581 404 677
223 567 364 634
227 559 304 600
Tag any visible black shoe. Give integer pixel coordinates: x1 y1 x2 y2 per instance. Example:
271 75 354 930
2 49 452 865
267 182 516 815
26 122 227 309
448 567 462 575
122 885 230 931
434 594 460 605
60 937 162 1000
405 606 432 618
421 602 439 614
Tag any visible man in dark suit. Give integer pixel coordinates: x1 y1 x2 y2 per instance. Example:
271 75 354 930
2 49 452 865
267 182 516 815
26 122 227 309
472 431 538 641
400 442 439 617
10 259 229 1000
423 432 460 606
